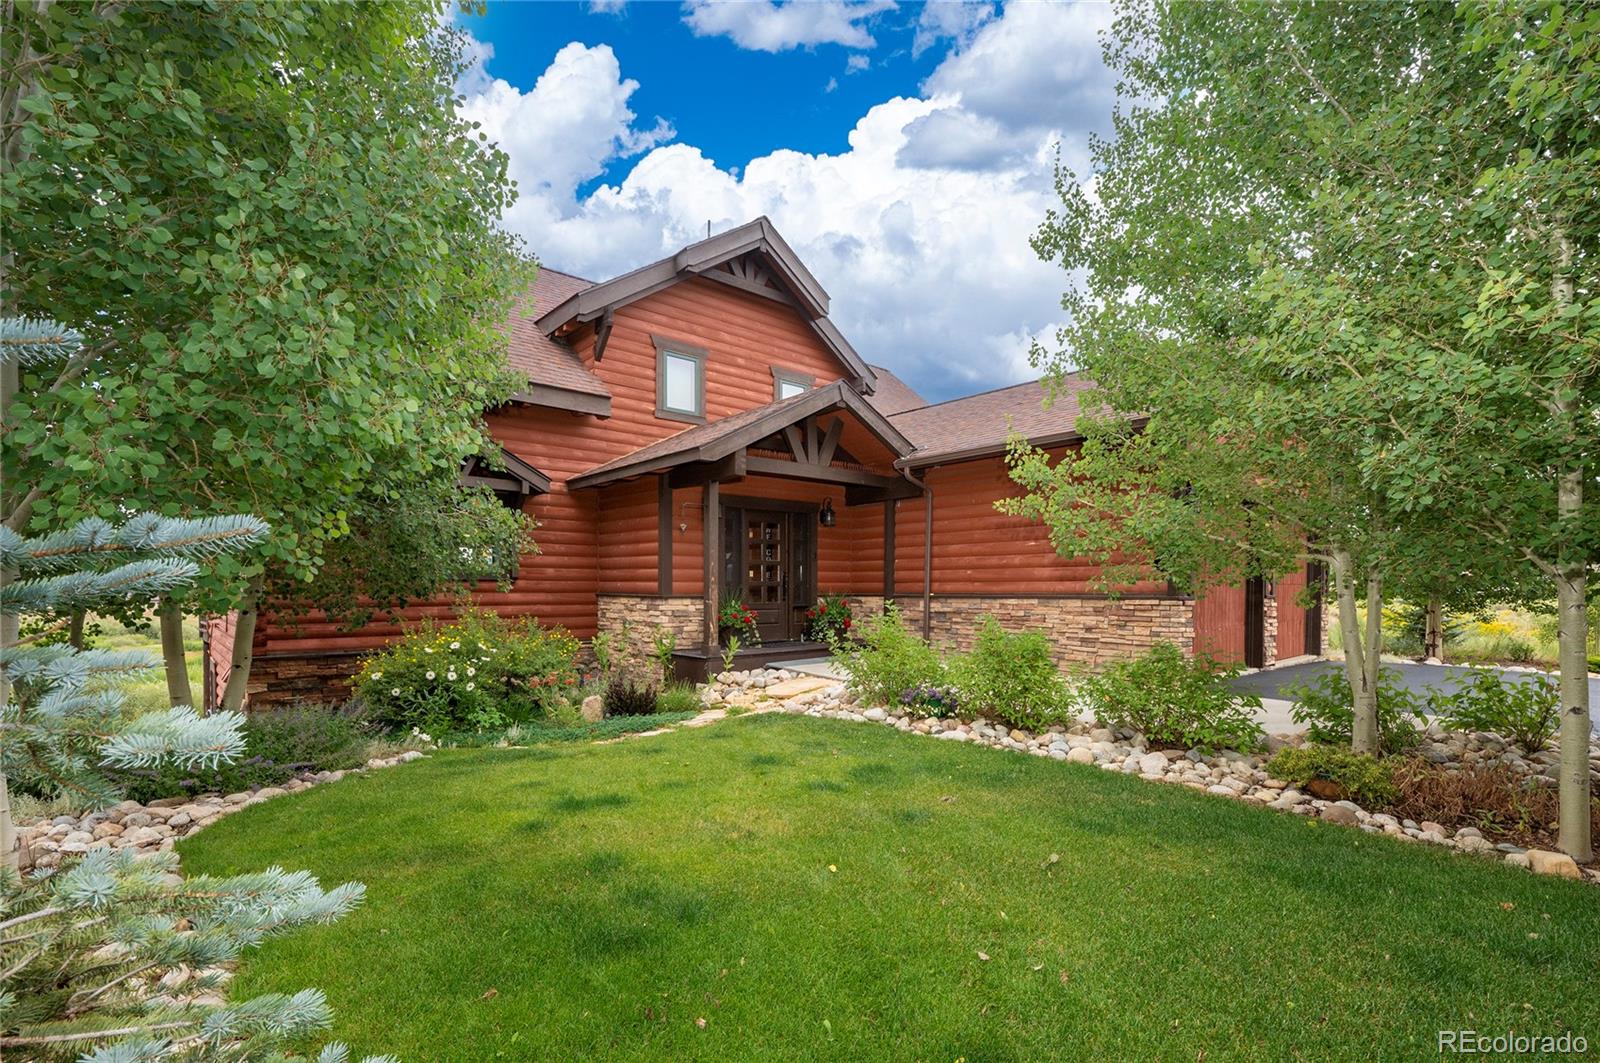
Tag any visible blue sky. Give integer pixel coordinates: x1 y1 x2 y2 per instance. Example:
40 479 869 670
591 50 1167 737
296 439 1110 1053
456 1 1117 402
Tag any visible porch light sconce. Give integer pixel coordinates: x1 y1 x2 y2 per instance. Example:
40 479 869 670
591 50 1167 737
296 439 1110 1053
819 498 836 528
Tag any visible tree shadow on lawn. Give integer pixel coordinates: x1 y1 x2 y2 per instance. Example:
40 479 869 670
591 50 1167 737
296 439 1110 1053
549 792 635 815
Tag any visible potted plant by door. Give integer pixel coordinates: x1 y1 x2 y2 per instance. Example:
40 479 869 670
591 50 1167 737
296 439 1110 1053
804 593 853 642
718 595 762 648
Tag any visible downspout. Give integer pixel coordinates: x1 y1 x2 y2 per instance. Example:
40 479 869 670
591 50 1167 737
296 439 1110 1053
901 466 934 639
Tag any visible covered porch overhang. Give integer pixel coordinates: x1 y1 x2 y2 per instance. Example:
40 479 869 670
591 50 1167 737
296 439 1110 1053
568 382 934 652
459 447 551 505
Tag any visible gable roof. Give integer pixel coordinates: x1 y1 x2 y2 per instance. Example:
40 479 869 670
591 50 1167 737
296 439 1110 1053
504 268 612 414
890 374 1119 468
863 364 927 415
535 218 878 392
568 381 914 490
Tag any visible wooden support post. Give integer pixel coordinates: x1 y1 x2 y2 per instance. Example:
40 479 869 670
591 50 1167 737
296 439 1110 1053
658 475 673 596
703 480 721 655
883 499 896 600
921 486 933 639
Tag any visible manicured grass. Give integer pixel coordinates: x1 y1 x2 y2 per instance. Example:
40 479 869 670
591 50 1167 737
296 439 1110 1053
179 715 1599 1061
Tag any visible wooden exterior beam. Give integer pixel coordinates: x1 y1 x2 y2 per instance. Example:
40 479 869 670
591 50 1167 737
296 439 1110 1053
883 499 896 599
658 475 673 596
922 485 933 638
667 450 746 488
745 455 906 489
816 417 843 468
703 480 721 655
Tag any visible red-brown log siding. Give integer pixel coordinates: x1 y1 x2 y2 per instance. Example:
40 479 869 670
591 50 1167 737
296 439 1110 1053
249 274 859 657
1274 566 1310 659
891 454 1169 597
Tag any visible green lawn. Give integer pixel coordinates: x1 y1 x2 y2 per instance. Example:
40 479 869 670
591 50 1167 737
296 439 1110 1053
179 715 1599 1061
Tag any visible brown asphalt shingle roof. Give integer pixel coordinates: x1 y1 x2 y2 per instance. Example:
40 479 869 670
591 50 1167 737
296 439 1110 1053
864 364 927 416
506 268 610 398
889 373 1099 466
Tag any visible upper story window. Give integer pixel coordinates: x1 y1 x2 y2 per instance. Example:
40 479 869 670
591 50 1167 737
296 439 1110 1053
772 367 814 401
653 336 707 423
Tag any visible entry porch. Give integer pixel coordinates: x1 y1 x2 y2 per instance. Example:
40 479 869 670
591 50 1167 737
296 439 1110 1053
568 382 931 675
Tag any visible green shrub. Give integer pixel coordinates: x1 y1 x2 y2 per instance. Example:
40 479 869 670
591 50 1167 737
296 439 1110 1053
656 681 704 714
831 605 945 708
603 672 660 716
354 610 580 733
1285 667 1422 754
1268 745 1397 806
950 617 1070 731
109 704 371 803
1435 668 1560 753
1082 643 1263 752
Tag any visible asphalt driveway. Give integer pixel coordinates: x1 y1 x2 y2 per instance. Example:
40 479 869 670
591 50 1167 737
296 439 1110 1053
1229 660 1600 732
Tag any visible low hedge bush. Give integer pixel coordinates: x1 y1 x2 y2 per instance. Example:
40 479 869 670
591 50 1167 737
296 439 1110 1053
950 617 1070 731
1082 643 1263 752
1268 745 1397 807
1284 667 1422 754
832 606 945 708
1434 668 1560 753
354 610 580 733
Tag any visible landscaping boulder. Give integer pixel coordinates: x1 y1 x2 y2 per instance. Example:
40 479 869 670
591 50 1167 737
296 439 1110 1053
580 694 604 723
1525 850 1582 880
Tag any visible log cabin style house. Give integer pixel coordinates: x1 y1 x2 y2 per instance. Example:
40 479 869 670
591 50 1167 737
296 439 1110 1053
203 218 1322 708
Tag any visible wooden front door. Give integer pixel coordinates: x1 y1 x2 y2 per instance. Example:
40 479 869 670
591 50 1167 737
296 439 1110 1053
743 510 791 642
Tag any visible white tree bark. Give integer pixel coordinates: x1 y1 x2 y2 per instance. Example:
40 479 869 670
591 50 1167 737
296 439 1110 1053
218 577 263 714
1548 224 1592 862
159 598 194 707
1332 546 1382 755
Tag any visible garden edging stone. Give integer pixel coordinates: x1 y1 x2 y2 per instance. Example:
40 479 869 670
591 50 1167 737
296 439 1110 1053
15 748 429 872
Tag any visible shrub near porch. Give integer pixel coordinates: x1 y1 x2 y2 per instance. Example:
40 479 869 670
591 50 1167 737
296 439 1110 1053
353 611 580 734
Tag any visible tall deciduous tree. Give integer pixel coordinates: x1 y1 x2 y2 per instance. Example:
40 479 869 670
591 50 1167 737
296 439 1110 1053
1017 1 1596 856
1 1 532 708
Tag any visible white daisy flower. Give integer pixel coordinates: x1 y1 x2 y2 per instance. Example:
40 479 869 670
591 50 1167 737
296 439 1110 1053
466 667 476 677
391 688 401 695
466 682 475 691
371 671 383 680
450 641 461 650
447 671 458 681
424 647 434 654
425 670 436 680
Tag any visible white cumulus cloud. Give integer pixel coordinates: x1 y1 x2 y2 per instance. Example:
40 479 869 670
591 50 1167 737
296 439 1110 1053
460 3 1114 399
682 0 897 53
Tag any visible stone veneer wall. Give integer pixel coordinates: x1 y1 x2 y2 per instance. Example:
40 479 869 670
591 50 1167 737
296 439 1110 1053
596 594 706 660
846 594 1195 668
246 653 362 709
1262 594 1279 669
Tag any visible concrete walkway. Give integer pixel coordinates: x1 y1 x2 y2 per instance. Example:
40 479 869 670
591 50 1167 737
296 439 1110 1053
788 653 1599 735
1229 659 1600 733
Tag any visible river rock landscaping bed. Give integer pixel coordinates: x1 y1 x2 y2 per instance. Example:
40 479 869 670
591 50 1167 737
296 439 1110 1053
15 749 428 872
704 668 1600 884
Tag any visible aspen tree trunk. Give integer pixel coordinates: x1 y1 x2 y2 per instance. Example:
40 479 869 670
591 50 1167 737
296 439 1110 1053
1423 595 1444 662
67 609 85 649
219 576 264 713
159 598 194 707
1331 546 1382 755
1549 225 1592 862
